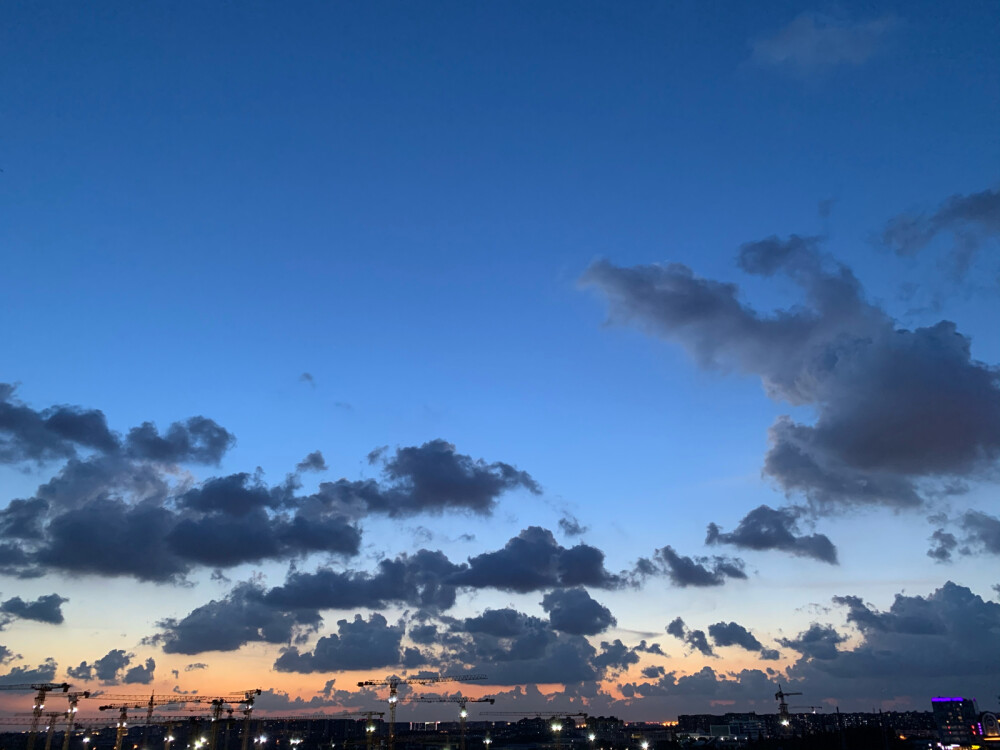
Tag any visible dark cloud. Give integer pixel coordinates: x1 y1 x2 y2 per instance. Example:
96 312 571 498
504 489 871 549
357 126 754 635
1 431 537 582
158 581 321 654
67 649 135 683
176 473 275 517
463 609 529 638
583 236 1000 512
125 417 235 465
184 662 208 671
319 440 540 518
273 613 403 673
652 546 746 588
0 645 17 664
785 583 1000 701
296 451 328 473
778 624 845 661
927 529 958 562
0 593 67 625
124 658 156 684
299 373 316 387
0 498 49 539
0 658 58 685
666 617 686 640
451 527 622 593
635 640 665 656
750 12 896 72
707 621 763 652
37 498 188 582
557 515 588 537
685 630 715 657
620 666 776 706
540 588 616 635
958 510 1000 556
706 505 838 564
928 510 1000 562
592 639 639 672
664 617 714 656
882 187 1000 277
0 384 118 464
35 455 169 511
266 550 461 613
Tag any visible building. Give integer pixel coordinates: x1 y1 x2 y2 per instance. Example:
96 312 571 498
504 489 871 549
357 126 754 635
932 697 981 747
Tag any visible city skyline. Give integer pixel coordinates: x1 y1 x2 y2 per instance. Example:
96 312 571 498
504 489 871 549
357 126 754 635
1 0 999 722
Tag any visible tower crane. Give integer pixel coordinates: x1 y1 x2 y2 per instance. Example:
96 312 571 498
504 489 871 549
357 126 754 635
99 695 206 750
227 688 262 750
791 705 824 714
409 697 494 750
0 681 71 750
357 674 486 750
207 691 261 750
62 692 92 750
774 685 802 727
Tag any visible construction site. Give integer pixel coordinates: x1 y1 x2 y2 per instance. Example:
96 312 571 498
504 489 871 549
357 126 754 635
0 679 657 750
0 680 964 750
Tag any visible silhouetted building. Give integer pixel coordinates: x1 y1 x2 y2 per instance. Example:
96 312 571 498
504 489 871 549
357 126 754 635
932 696 981 746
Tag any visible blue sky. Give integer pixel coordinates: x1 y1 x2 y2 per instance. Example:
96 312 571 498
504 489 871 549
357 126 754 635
1 0 999 720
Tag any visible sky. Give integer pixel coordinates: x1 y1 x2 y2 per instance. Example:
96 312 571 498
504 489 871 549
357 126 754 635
1 0 999 724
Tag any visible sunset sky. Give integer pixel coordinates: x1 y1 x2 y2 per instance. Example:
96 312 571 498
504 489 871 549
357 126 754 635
1 0 999 723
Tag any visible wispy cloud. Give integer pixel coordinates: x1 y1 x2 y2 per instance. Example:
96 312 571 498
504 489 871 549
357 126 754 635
751 12 897 73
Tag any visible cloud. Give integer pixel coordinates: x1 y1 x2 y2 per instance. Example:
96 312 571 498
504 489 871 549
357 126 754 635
881 187 1000 277
634 640 665 656
620 666 776 705
451 527 622 592
665 617 714 657
67 649 139 683
557 515 588 537
750 12 896 72
37 497 189 582
0 658 58 685
265 549 462 613
273 613 404 673
778 624 846 661
125 417 235 465
0 593 67 625
318 440 540 518
706 505 838 564
707 621 764 652
928 510 1000 562
0 384 118 464
592 639 640 672
296 451 328 473
927 529 958 562
582 236 1000 512
299 373 316 387
184 662 208 671
783 583 1000 702
540 588 616 635
157 581 322 654
124 658 156 684
652 546 746 588
957 510 1000 556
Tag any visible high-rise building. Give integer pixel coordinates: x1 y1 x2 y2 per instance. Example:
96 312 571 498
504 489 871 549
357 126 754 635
932 697 981 747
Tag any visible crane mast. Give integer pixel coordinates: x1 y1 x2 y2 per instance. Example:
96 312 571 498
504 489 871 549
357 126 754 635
0 682 73 750
62 692 91 750
357 674 487 750
410 697 495 750
774 685 803 728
